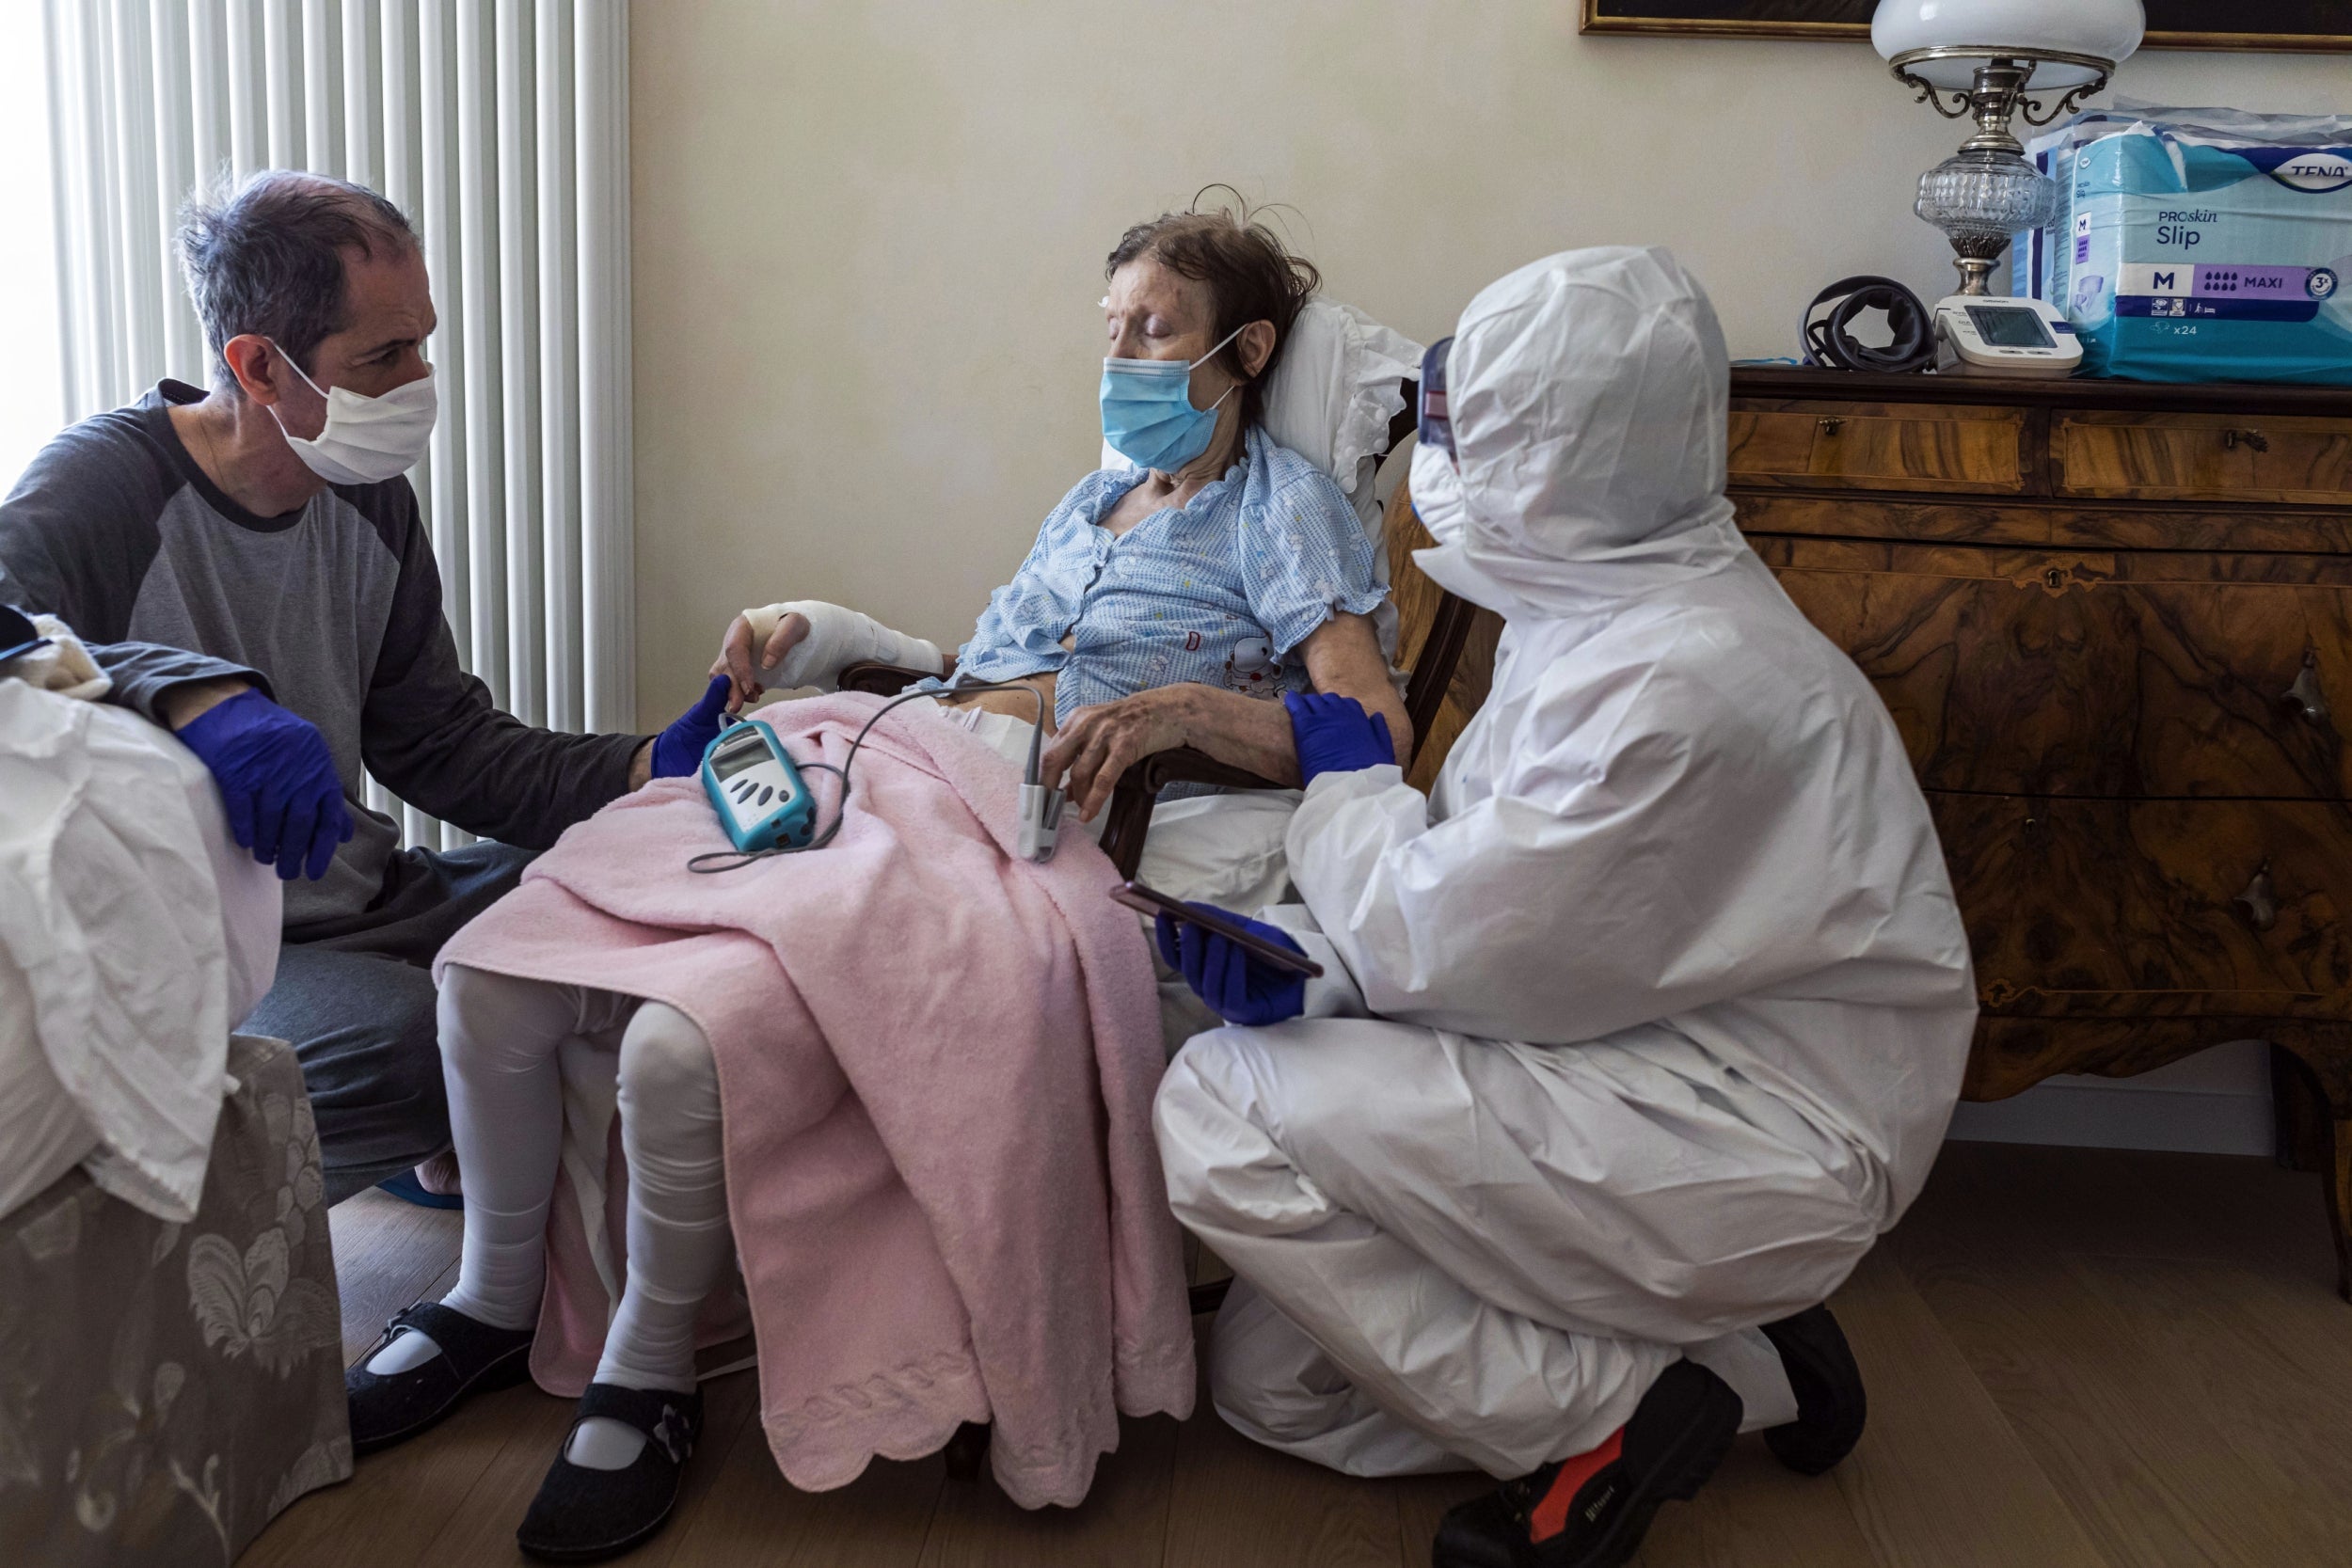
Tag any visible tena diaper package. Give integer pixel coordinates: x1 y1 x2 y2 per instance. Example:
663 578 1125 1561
2014 105 2352 384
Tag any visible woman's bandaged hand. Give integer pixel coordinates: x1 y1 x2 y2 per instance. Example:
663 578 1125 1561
713 601 943 707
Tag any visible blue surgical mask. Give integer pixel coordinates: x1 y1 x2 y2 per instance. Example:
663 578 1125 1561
1100 324 1248 473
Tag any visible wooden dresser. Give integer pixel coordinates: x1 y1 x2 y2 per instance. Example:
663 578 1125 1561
1725 366 2352 1299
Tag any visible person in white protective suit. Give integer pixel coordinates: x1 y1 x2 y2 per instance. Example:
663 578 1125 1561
1149 245 1979 1568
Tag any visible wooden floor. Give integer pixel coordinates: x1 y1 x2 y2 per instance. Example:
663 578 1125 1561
244 1141 2352 1568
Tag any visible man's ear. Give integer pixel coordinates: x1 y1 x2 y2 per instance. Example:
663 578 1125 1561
220 335 289 405
1237 319 1278 380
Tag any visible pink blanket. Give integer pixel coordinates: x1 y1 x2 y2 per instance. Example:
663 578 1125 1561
435 694 1195 1507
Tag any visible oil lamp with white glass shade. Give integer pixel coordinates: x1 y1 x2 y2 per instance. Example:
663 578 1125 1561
1872 0 2146 297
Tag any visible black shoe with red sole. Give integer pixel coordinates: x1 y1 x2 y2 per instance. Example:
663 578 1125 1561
1430 1359 1742 1568
1757 1303 1867 1476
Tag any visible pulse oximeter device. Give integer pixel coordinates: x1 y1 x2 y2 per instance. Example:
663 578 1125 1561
700 719 818 853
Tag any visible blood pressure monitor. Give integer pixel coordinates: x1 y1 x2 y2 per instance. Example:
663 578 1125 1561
1933 295 2082 377
700 719 818 853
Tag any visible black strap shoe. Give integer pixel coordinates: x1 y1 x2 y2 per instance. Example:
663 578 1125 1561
345 1301 536 1455
516 1383 705 1564
1758 1303 1867 1476
1432 1359 1741 1568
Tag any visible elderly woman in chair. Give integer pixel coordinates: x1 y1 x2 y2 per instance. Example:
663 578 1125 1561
713 214 1409 821
343 203 1412 1564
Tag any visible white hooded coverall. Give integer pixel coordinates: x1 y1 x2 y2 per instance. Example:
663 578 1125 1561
1152 247 1979 1480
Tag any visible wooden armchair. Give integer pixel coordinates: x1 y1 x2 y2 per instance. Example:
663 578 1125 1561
839 407 1501 877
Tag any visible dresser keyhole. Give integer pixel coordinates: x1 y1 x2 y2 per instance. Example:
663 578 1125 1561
2284 652 2330 726
2234 862 2279 933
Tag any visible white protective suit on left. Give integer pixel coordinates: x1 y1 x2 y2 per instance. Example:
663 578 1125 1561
0 637 281 1221
1152 246 1978 1480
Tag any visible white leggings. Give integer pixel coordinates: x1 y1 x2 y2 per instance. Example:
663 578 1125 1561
436 965 732 1392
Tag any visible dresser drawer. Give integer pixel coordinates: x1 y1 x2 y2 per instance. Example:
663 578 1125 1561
1728 400 2026 495
2054 411 2352 504
1756 536 2352 798
1931 794 2352 1019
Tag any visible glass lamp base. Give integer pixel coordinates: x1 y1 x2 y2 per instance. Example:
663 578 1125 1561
1916 150 2057 297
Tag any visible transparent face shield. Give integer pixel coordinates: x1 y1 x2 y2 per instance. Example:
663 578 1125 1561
1417 334 1455 459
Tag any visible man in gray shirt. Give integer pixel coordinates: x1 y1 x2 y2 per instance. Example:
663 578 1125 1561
0 171 729 1204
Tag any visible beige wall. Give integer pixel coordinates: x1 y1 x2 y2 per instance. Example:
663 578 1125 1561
628 1 2352 725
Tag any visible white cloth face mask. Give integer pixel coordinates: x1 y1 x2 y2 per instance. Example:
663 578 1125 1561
266 340 437 485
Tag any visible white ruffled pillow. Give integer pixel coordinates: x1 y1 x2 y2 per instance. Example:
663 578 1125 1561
1262 299 1423 521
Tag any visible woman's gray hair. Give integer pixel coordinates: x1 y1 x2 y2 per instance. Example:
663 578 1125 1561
177 169 419 389
1106 189 1321 433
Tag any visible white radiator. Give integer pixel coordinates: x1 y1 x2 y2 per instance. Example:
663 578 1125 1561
42 0 635 849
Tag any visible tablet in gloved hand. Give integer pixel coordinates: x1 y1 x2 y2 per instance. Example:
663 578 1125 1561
1108 879 1324 978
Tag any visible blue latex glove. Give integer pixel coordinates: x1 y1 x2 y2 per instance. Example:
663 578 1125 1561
1154 902 1308 1025
650 674 735 779
1284 689 1395 787
175 689 354 881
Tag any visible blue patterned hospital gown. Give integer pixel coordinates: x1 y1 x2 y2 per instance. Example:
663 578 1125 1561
930 425 1386 724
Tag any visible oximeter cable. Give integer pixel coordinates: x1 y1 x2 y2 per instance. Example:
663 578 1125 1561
687 682 1052 874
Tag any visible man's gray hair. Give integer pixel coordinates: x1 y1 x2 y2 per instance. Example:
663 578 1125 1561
176 169 419 391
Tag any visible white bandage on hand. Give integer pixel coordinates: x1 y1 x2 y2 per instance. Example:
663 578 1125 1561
741 600 944 692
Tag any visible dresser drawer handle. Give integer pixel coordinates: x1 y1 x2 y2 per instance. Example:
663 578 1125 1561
1816 417 1844 435
2283 654 2330 726
2234 862 2278 933
2224 427 2270 453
